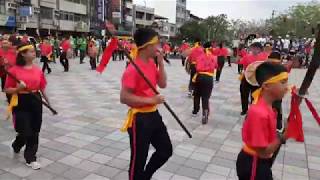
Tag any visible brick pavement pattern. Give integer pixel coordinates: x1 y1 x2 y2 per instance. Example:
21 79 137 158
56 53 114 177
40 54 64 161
0 57 319 180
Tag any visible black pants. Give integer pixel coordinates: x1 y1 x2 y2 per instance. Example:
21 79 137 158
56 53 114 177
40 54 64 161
12 93 42 163
1 75 6 91
118 50 124 61
128 111 172 180
305 53 310 67
216 56 225 81
193 74 213 114
89 57 97 70
272 100 283 130
80 50 85 64
236 150 273 180
41 56 51 74
227 56 231 66
188 64 196 92
181 56 186 66
240 78 259 113
238 64 243 74
112 50 118 61
60 52 69 72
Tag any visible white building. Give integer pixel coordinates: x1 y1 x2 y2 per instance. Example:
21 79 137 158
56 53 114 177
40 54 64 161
151 0 187 28
0 0 90 35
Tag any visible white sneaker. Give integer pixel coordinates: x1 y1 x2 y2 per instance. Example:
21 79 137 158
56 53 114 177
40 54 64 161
26 161 41 170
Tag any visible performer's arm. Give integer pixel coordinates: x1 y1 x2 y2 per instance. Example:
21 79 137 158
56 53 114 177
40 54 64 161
254 139 281 158
120 88 164 107
5 81 26 94
156 53 167 88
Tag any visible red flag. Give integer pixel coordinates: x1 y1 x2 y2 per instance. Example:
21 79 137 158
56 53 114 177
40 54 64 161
305 98 320 125
286 87 305 142
96 38 118 73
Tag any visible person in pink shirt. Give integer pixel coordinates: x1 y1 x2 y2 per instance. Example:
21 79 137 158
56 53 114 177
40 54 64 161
60 36 71 72
39 38 53 74
215 42 228 82
192 42 217 124
0 35 17 91
238 42 268 115
179 41 189 66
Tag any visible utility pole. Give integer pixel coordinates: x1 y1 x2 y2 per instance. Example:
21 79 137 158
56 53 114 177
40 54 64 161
132 4 136 36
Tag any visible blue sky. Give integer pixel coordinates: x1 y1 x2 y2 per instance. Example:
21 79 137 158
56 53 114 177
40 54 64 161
134 0 315 20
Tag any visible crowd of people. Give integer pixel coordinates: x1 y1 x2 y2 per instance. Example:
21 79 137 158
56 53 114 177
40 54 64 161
0 28 317 180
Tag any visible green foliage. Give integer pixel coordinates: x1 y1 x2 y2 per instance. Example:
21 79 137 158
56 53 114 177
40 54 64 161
268 1 320 38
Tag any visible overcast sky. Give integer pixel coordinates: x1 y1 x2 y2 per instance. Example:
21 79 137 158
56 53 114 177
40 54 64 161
134 0 315 21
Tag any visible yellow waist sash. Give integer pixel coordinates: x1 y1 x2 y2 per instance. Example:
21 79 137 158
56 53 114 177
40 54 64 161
238 73 244 81
120 105 157 132
243 144 273 159
7 91 38 120
192 72 215 83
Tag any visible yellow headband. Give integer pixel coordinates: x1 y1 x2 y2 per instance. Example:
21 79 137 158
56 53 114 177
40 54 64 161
18 45 34 52
137 36 159 50
252 72 289 104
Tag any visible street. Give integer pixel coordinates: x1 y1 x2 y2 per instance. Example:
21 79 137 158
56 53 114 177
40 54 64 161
0 57 319 180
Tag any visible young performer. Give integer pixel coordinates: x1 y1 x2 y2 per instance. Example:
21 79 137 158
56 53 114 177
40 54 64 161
236 62 288 180
88 38 97 70
192 42 217 124
239 42 267 115
162 42 171 60
39 38 53 74
184 40 202 96
5 43 49 170
120 28 172 180
0 35 16 91
78 36 87 64
237 44 247 74
214 42 228 82
60 36 71 72
179 40 189 66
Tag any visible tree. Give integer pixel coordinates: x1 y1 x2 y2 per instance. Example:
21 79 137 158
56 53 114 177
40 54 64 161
178 20 207 42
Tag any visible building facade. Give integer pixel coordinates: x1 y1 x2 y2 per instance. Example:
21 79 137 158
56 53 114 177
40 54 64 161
0 0 90 36
152 0 188 28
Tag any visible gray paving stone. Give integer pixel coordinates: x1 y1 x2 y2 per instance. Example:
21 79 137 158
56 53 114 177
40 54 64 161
94 165 121 178
176 166 203 179
76 160 102 172
62 167 90 179
43 162 71 175
184 158 208 170
26 170 54 180
0 173 21 180
107 158 129 170
83 174 110 180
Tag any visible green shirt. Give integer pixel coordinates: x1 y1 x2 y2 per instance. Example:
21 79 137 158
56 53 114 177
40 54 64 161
78 38 87 51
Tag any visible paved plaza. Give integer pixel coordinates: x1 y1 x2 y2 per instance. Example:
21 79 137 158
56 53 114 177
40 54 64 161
0 57 319 180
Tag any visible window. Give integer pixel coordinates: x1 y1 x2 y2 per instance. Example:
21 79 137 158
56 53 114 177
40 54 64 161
0 0 5 14
40 7 53 19
80 0 87 5
170 26 175 32
136 12 144 19
146 13 153 20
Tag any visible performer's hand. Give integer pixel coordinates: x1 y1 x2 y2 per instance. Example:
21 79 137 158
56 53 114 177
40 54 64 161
17 81 26 91
151 95 165 104
156 51 164 66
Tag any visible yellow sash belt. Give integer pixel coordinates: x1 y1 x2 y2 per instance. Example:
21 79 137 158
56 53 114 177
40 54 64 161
120 105 157 132
243 143 273 158
238 73 244 81
192 72 215 83
6 90 38 120
7 94 18 120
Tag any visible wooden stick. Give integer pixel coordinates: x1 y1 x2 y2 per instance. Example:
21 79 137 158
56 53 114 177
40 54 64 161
1 65 58 115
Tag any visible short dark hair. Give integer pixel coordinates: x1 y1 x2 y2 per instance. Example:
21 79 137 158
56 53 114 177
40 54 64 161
203 41 211 49
134 28 158 47
250 42 263 50
255 62 287 86
268 51 281 60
